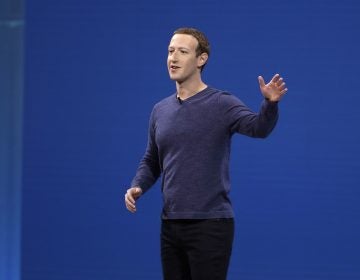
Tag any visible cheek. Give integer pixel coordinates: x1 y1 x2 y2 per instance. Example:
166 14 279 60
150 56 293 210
188 59 198 70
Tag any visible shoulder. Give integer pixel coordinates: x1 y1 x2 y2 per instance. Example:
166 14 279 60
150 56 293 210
149 93 176 120
207 87 245 107
154 94 175 109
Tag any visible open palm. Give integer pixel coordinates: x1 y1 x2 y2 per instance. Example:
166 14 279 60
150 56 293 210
258 74 288 102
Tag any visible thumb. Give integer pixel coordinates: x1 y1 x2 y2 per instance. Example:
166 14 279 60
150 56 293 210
258 76 265 88
134 187 142 197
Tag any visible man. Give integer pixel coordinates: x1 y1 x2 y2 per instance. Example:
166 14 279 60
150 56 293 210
125 27 287 280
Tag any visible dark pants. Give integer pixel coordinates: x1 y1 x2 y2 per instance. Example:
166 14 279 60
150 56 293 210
161 218 234 280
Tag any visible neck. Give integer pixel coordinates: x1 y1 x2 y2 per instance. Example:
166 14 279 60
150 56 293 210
176 77 207 100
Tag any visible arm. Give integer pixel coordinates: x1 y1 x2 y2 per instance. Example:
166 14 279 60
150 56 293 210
221 74 287 138
125 109 161 213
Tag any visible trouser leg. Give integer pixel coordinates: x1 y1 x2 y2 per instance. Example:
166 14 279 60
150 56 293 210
161 219 234 280
161 220 192 280
183 219 234 280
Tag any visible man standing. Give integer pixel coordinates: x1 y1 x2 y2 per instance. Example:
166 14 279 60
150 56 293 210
125 27 287 280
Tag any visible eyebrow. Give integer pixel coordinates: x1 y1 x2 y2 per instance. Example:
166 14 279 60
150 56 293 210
168 46 191 51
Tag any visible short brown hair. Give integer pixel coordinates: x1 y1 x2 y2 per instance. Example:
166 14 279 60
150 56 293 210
173 27 210 71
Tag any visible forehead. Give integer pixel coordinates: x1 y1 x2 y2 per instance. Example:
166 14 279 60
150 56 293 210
169 34 198 50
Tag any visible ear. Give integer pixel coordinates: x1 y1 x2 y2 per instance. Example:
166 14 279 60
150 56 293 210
197 53 208 68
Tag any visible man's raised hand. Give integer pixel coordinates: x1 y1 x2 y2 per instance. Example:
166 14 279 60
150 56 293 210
258 74 288 102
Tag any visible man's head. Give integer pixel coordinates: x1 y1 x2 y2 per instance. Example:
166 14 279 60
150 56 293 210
167 27 210 83
173 27 210 71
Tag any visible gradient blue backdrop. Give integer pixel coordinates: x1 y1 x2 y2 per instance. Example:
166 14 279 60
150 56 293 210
22 0 360 279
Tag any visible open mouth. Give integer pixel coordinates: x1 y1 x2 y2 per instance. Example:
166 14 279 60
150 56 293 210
170 65 180 70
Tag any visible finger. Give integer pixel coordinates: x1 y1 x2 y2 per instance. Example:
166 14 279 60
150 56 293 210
271 74 280 84
258 76 266 87
280 88 288 95
125 190 137 207
125 194 136 209
126 204 136 213
276 78 283 86
278 82 286 91
125 199 136 213
126 190 136 204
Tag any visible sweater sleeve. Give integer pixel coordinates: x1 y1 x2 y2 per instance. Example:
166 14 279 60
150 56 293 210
130 108 161 193
219 92 279 138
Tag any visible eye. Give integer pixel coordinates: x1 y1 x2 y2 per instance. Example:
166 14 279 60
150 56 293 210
168 49 174 54
180 50 188 54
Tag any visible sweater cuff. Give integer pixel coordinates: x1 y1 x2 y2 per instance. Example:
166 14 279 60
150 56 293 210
130 180 149 194
265 97 279 105
262 98 279 116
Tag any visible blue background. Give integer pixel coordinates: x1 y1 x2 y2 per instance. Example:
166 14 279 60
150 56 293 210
21 0 360 279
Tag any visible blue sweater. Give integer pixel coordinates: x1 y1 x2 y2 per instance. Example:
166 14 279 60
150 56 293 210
131 87 278 219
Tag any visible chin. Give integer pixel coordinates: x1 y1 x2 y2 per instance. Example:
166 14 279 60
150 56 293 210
169 75 181 82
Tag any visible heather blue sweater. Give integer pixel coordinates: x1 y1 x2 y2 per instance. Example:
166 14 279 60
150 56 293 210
131 87 278 219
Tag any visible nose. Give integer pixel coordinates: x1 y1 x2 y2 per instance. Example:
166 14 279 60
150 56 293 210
169 51 179 62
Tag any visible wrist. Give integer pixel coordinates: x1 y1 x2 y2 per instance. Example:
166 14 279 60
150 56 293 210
265 97 279 103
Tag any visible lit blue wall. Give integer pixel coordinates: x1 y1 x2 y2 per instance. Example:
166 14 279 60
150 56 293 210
0 1 23 280
22 0 360 279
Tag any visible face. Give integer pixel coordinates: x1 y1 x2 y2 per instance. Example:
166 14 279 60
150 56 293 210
167 34 207 83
